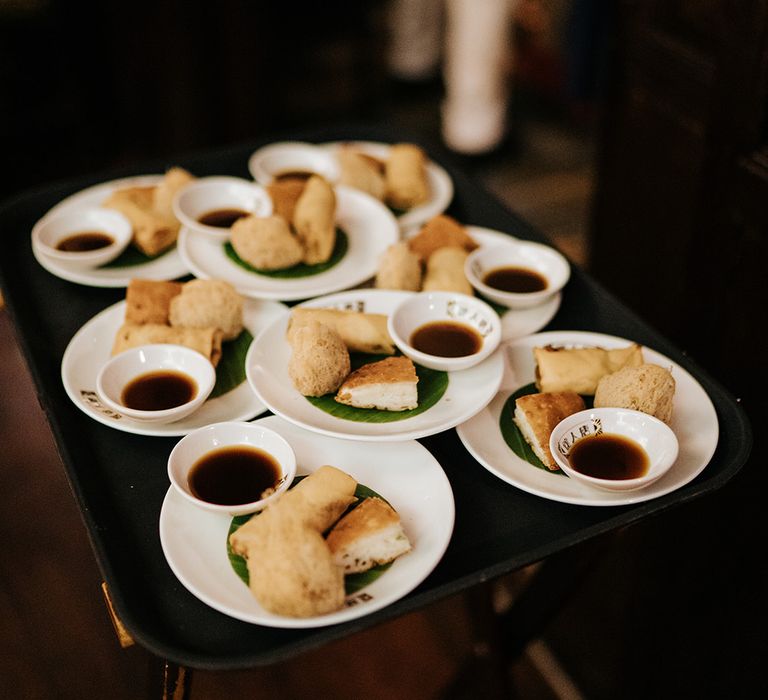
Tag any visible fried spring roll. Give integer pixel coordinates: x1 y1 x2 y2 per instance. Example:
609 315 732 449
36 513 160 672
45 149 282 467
421 246 473 295
293 175 336 265
385 143 429 210
112 323 223 366
287 307 395 355
533 344 644 395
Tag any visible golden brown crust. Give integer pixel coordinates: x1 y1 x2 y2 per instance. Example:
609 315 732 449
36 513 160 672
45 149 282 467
337 147 386 201
534 344 644 395
293 175 336 265
594 363 676 423
375 241 423 291
103 167 193 257
228 465 357 617
407 214 478 261
287 308 395 355
267 178 307 222
421 246 473 295
288 321 351 396
337 356 417 390
385 143 430 210
124 279 183 325
169 279 244 341
514 391 586 469
231 214 304 271
111 323 223 366
325 497 400 552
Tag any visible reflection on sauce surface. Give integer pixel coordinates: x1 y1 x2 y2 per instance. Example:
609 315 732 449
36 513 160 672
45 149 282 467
56 231 114 252
189 446 281 505
483 266 548 293
410 320 482 357
198 208 251 228
568 433 649 480
121 370 197 411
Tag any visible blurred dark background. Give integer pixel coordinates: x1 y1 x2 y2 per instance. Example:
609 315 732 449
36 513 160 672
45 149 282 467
1 0 766 698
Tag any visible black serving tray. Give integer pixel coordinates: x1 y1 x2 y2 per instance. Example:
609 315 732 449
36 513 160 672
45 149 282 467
0 125 751 670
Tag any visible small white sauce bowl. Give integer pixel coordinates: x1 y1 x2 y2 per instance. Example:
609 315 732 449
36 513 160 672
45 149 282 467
167 421 297 516
248 141 340 185
32 207 132 269
172 176 273 241
96 344 216 423
388 291 502 371
465 239 570 309
550 408 679 492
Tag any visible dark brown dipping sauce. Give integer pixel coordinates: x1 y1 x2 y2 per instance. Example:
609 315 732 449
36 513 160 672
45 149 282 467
121 370 197 411
410 321 482 358
483 266 548 293
198 208 251 228
56 231 114 252
568 433 649 480
188 446 281 506
273 170 315 182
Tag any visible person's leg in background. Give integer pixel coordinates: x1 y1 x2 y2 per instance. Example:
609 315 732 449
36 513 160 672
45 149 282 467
441 0 519 155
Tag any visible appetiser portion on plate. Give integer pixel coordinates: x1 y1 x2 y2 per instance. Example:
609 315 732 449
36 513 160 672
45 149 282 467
394 216 564 340
61 277 288 436
456 331 719 506
159 415 456 628
248 140 454 230
32 171 194 287
178 179 399 301
246 289 505 441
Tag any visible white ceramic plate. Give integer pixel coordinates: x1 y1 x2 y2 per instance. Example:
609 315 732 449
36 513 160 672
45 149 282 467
177 186 399 301
248 141 453 231
403 225 562 341
456 331 720 506
246 289 505 441
159 415 455 628
61 298 288 436
32 175 189 287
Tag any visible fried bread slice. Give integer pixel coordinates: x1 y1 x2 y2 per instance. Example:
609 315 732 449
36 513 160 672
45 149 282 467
335 356 418 411
513 391 586 469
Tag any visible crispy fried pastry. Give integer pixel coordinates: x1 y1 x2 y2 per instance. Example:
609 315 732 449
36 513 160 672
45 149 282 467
513 391 586 469
293 175 337 265
112 323 223 366
326 497 412 573
169 279 244 341
228 465 358 617
287 307 395 355
534 344 644 395
335 356 418 411
421 246 473 295
594 363 676 423
407 214 478 261
385 143 429 210
230 214 304 271
375 241 422 291
124 279 183 325
288 320 351 397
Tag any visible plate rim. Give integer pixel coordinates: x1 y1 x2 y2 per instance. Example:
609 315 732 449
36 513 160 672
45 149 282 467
456 330 720 506
32 174 189 287
158 415 456 628
177 185 399 301
60 297 287 436
248 140 454 230
245 288 505 441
